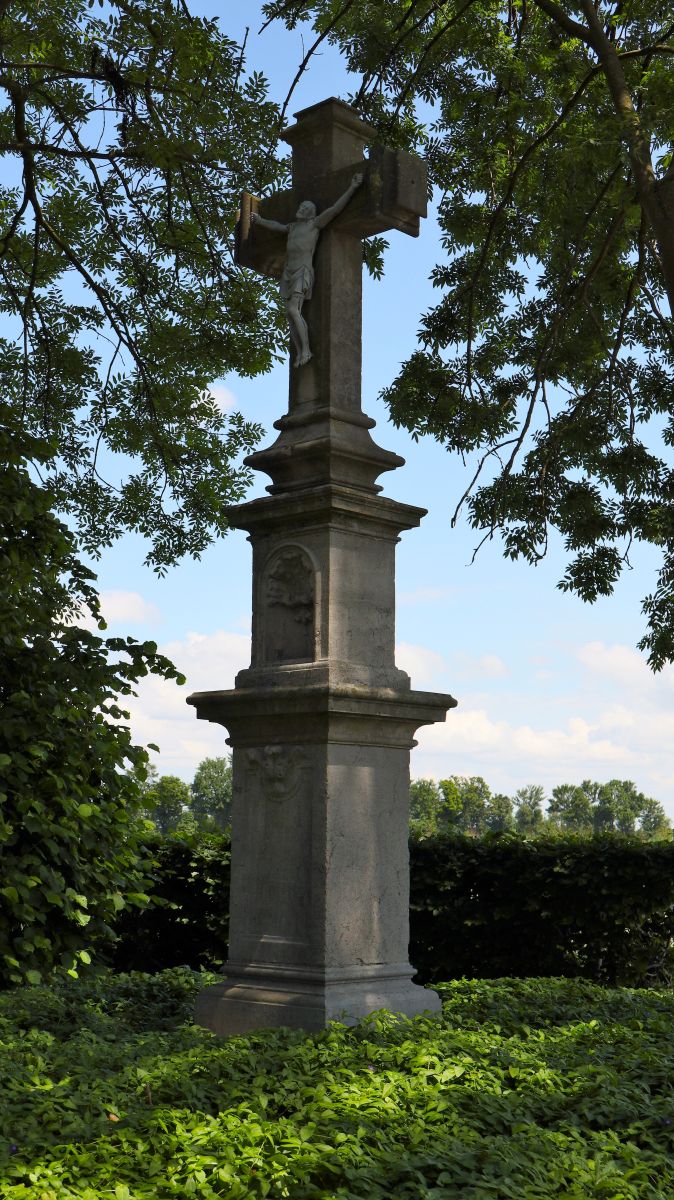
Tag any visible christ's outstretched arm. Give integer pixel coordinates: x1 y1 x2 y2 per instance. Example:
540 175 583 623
250 213 289 233
314 173 363 230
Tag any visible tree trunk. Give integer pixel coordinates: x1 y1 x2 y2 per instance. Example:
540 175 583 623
648 175 674 317
578 0 674 317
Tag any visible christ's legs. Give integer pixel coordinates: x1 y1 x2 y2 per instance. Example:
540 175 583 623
285 295 312 367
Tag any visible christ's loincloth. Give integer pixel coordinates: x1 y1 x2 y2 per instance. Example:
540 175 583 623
280 264 314 302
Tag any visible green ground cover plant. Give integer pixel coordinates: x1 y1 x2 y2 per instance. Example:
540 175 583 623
2 969 674 1198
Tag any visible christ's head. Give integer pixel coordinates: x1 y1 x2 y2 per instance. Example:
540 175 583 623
295 200 316 221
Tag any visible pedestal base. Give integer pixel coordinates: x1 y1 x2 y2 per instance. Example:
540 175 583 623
194 962 441 1036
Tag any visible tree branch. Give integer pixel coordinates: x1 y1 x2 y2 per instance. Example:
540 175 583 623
579 0 674 314
277 0 359 129
531 0 591 43
391 0 484 119
446 63 602 367
353 0 445 107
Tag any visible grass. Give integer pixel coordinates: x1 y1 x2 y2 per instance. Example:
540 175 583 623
1 969 674 1198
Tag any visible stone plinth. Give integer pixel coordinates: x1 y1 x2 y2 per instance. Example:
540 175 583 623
189 684 452 1033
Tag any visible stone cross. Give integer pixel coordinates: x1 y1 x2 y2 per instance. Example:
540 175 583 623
235 97 428 486
188 98 455 1035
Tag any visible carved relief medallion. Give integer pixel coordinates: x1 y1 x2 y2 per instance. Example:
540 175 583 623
262 547 315 664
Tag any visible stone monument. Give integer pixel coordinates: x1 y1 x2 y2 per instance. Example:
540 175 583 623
188 98 456 1035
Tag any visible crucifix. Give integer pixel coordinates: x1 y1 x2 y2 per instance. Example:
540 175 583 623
236 98 427 450
189 99 455 1035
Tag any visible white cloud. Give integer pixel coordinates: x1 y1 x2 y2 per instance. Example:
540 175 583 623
407 638 674 813
124 630 250 778
412 706 637 794
576 640 674 696
100 590 162 626
396 641 448 684
119 629 674 813
206 384 238 412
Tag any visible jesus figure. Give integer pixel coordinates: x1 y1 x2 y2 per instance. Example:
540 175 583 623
251 172 363 367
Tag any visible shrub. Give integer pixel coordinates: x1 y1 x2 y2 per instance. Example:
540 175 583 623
0 432 183 987
410 832 674 986
109 834 230 973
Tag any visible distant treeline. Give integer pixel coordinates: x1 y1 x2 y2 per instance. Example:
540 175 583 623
410 776 671 840
144 760 670 842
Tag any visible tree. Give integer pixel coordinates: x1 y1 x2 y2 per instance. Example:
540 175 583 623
408 773 670 838
142 774 190 836
437 775 494 834
548 783 595 833
0 431 183 987
591 778 670 835
190 755 233 832
0 0 287 567
410 778 450 837
514 784 547 833
410 776 514 835
485 792 515 832
0 5 291 979
639 794 671 838
268 0 674 667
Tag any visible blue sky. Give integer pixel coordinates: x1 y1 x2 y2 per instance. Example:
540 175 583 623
88 4 674 810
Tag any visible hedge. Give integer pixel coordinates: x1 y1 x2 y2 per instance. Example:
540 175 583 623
409 832 674 986
108 832 674 986
109 834 230 973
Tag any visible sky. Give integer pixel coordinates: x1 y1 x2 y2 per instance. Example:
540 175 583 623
88 3 674 812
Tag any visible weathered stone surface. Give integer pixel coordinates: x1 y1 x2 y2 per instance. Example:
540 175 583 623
232 484 425 692
189 685 452 1029
188 98 456 1035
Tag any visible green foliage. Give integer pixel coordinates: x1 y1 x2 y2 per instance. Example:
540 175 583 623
409 777 445 838
411 775 670 839
189 755 233 832
548 783 595 833
411 775 516 837
0 431 184 987
142 774 191 836
590 778 671 836
0 0 288 567
109 834 230 974
4 970 674 1196
514 784 546 833
410 833 674 987
268 0 674 666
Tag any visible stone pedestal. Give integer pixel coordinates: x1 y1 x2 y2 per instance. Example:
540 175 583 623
187 98 456 1034
190 684 451 1033
188 481 455 1034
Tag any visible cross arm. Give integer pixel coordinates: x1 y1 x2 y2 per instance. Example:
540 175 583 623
236 191 296 278
337 146 428 239
235 142 428 278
